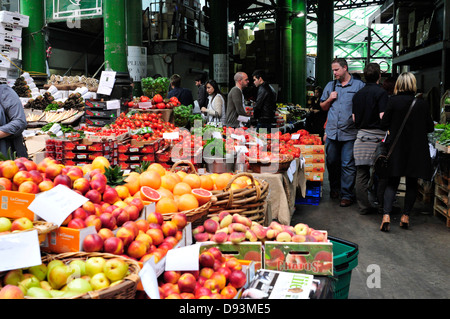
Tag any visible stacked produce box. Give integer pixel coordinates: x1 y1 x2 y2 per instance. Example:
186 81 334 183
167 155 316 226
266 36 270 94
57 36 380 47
0 11 29 86
84 99 121 127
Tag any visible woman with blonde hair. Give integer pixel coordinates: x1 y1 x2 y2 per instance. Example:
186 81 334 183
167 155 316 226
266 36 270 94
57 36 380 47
379 72 434 231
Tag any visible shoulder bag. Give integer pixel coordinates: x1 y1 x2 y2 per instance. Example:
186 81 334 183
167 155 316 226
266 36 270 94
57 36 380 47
373 97 418 178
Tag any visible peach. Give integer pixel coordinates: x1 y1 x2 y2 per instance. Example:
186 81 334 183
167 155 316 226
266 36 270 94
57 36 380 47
135 231 153 249
122 221 139 237
53 174 72 188
194 286 212 299
229 231 246 244
225 257 242 271
193 232 210 242
245 229 257 242
228 270 247 289
103 236 124 255
28 170 43 185
146 212 163 225
218 211 231 221
123 205 140 221
171 213 187 230
85 189 102 204
22 160 37 172
199 251 215 268
98 228 115 241
13 170 33 186
127 240 148 259
276 231 292 242
232 214 252 227
89 178 105 193
0 177 12 190
163 271 181 284
45 163 63 180
66 166 84 182
251 224 267 240
72 207 87 220
266 228 280 240
104 204 118 215
269 221 284 232
192 225 204 235
61 213 73 226
199 267 214 279
177 273 196 293
72 177 90 194
85 215 102 231
219 214 233 228
146 228 164 246
292 234 306 242
1 160 19 179
18 181 39 194
227 223 248 234
67 218 86 229
82 201 96 216
82 233 104 252
130 198 144 211
203 218 219 234
116 227 135 247
211 232 228 244
220 285 237 299
102 187 120 205
135 219 149 233
0 285 25 299
210 272 227 290
99 213 116 230
116 210 130 227
161 220 178 237
204 279 219 293
310 230 325 242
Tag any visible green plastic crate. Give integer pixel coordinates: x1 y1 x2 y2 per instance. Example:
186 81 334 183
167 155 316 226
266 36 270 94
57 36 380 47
329 236 359 299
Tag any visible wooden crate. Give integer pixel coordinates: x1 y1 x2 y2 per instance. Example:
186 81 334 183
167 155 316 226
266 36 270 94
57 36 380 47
433 182 450 227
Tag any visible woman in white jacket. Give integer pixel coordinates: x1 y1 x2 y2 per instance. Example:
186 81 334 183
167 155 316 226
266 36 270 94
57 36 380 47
201 79 226 126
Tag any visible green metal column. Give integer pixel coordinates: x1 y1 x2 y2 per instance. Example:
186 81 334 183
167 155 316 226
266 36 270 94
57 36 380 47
278 0 293 102
20 0 46 75
126 0 143 96
209 0 229 87
292 0 307 107
103 0 127 72
316 0 334 88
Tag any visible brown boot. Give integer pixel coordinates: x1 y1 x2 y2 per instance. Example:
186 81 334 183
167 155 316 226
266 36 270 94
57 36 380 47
380 214 390 232
400 214 409 229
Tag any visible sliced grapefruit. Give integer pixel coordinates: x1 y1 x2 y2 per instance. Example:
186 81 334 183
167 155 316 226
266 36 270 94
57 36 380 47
191 188 213 205
140 186 162 202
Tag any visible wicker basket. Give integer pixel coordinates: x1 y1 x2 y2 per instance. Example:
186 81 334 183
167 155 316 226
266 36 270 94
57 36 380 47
208 172 268 225
247 154 294 174
0 219 58 244
38 252 141 299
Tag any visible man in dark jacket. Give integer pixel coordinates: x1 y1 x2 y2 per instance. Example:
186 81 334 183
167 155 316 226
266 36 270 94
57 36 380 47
252 70 277 131
167 74 194 106
195 74 208 111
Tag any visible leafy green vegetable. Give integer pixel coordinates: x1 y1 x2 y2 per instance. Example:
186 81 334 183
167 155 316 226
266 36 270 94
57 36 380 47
141 77 170 97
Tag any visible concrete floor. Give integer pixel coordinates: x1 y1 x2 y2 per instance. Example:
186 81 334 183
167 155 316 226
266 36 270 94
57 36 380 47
290 180 450 299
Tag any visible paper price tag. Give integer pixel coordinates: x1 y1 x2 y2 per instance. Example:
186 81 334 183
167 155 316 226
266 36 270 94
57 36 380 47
237 115 250 123
139 258 160 299
27 185 88 226
291 134 300 140
97 71 116 96
165 244 201 271
212 131 222 139
163 132 180 140
106 99 121 110
0 230 42 272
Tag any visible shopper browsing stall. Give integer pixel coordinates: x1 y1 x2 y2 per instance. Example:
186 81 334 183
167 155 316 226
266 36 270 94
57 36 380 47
167 74 194 107
251 70 277 132
195 74 208 112
201 79 226 126
379 72 434 231
226 72 250 128
0 84 28 158
320 58 365 207
352 63 388 215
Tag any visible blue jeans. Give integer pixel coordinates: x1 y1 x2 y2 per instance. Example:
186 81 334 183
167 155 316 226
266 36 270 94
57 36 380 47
325 138 356 200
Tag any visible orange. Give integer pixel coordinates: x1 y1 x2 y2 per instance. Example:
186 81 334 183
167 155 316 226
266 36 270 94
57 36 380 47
182 174 201 189
115 185 130 199
215 173 233 190
157 187 174 200
160 174 177 192
176 170 187 180
139 170 161 189
233 176 249 189
124 172 141 196
168 172 182 183
192 188 212 205
147 163 166 177
91 156 110 174
140 186 162 201
172 182 192 196
177 194 199 212
199 175 214 191
155 197 178 215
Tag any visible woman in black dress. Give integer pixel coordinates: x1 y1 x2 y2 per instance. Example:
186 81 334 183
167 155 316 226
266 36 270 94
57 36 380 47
379 72 435 231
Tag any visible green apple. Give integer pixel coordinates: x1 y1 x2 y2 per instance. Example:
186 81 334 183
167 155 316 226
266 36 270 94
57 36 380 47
26 287 53 299
40 281 52 291
90 273 110 290
49 290 65 298
85 257 106 277
3 269 23 286
10 217 34 231
0 217 11 232
66 278 92 294
61 290 82 298
69 260 86 278
19 275 41 291
46 260 65 280
103 258 128 282
48 265 74 290
28 264 48 281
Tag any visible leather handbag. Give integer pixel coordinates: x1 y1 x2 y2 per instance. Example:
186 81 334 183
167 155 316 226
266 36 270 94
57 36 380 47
373 97 418 178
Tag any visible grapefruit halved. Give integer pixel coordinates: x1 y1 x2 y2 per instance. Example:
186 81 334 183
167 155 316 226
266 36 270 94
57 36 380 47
140 186 161 202
191 188 212 205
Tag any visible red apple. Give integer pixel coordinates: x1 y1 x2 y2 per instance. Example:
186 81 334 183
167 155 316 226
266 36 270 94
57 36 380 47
10 217 33 231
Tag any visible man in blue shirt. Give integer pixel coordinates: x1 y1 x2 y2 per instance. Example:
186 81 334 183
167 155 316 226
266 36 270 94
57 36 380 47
320 58 365 207
167 74 194 106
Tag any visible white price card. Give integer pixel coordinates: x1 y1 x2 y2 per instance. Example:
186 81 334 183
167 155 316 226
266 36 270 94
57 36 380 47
27 185 89 226
291 134 300 140
237 115 250 123
106 99 121 110
97 71 116 96
163 131 180 140
0 230 42 272
165 244 201 272
212 131 222 139
139 258 160 299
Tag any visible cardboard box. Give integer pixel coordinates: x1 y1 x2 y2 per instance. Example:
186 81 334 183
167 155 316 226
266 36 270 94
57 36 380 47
41 226 97 253
200 241 263 270
0 46 19 59
296 144 325 154
304 171 324 182
0 189 36 220
0 35 22 48
264 233 333 276
304 163 325 172
302 154 325 163
0 11 29 27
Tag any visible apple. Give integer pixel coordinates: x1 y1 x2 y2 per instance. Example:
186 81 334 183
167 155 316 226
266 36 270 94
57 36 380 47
85 257 106 277
0 217 12 232
28 263 48 281
46 260 64 279
18 275 41 291
3 269 23 286
103 257 128 282
10 217 33 231
177 273 196 293
104 236 124 255
0 285 25 299
69 260 86 277
66 278 92 294
90 272 110 290
83 233 104 252
48 265 74 290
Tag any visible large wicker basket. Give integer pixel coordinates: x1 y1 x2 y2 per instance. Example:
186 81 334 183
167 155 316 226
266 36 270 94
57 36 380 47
37 252 141 299
208 172 268 225
247 154 294 174
0 219 58 244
